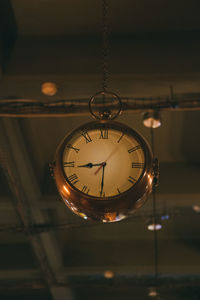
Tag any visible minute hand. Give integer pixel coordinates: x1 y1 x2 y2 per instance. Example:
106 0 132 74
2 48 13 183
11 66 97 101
78 163 103 168
100 162 106 196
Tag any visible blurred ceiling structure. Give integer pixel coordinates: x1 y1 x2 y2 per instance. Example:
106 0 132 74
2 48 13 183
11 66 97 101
0 1 200 299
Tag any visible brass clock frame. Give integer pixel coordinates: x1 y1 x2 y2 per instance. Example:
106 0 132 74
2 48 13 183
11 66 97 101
53 120 156 222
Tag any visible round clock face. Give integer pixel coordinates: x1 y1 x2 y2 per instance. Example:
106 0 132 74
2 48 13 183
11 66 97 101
61 122 146 198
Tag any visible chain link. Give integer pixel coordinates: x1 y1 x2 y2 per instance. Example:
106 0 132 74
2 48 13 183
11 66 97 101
102 0 109 92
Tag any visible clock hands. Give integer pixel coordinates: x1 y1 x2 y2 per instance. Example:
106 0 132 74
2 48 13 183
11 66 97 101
77 161 107 196
94 145 119 175
78 162 103 168
100 162 106 197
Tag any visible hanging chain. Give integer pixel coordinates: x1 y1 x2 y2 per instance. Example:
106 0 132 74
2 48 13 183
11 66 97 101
102 0 109 92
89 0 122 120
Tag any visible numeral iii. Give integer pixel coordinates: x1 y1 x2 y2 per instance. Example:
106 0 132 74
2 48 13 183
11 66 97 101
132 162 144 168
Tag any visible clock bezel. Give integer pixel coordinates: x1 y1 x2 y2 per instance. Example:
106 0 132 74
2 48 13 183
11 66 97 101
53 120 154 222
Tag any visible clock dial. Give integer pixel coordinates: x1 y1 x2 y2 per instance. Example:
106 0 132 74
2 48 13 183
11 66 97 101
62 123 145 198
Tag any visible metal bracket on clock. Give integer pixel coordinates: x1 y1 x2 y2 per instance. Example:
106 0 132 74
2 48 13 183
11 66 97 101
49 161 56 178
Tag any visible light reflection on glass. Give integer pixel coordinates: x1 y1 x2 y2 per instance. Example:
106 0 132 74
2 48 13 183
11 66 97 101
148 174 153 185
79 212 88 220
63 185 70 195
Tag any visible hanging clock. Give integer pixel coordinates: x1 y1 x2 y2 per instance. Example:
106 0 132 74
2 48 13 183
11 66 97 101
53 116 157 222
51 0 159 222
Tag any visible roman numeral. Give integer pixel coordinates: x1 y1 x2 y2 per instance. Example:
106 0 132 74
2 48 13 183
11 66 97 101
99 127 108 139
64 161 75 167
128 176 136 184
66 144 80 153
81 130 92 143
132 162 144 168
68 174 79 185
82 185 90 194
128 145 141 153
117 133 124 143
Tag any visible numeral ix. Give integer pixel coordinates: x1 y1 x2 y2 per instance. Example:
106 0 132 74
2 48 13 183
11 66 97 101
64 161 75 167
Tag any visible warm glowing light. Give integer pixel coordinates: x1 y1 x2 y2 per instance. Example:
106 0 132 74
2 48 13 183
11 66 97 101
192 205 200 213
103 212 117 222
148 287 158 297
104 270 114 279
143 112 161 128
41 82 58 96
148 222 162 231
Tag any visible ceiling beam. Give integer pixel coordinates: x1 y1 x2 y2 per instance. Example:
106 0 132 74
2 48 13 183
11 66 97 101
0 269 41 281
0 192 200 213
0 118 74 300
1 268 200 290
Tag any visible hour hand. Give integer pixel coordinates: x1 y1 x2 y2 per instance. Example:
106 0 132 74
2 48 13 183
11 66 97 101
78 163 102 168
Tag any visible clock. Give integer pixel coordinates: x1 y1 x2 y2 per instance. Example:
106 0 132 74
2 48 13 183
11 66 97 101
53 120 156 222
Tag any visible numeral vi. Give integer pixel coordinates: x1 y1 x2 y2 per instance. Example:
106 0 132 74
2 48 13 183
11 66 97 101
82 185 90 194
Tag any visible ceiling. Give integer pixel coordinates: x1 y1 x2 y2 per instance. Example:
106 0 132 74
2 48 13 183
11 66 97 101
0 1 200 299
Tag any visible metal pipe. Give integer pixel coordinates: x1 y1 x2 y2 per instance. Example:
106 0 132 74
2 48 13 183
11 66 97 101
0 95 200 117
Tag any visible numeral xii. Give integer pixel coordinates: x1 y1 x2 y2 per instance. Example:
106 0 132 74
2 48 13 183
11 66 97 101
99 127 108 139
